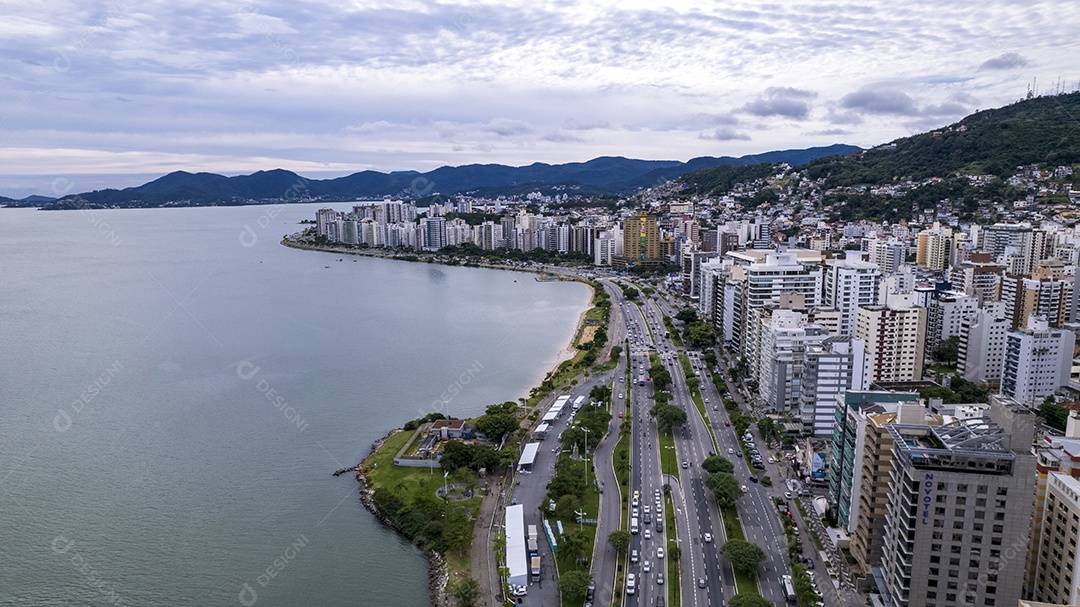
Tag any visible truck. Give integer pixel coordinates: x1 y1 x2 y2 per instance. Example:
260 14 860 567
527 538 538 557
530 556 541 582
527 524 538 542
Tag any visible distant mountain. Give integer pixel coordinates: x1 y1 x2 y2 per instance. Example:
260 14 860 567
0 194 56 208
35 145 860 209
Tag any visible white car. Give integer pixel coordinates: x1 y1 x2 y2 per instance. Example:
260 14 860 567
657 547 665 559
643 560 651 572
741 485 748 493
644 529 652 540
703 533 713 543
728 448 734 454
643 505 650 514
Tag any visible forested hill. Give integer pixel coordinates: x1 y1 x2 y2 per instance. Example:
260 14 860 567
802 91 1080 187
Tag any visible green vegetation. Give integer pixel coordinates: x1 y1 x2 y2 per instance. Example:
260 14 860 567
1039 397 1070 432
932 335 960 365
661 311 684 347
729 593 773 607
472 402 520 441
722 540 766 575
658 428 678 478
682 163 781 198
702 455 735 474
437 242 592 266
608 529 630 555
917 374 989 404
452 577 480 607
559 570 593 601
665 490 680 607
365 431 480 574
705 472 742 507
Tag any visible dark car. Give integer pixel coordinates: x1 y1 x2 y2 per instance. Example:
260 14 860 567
586 581 596 600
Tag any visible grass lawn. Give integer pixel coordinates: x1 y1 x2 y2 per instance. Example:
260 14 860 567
681 354 718 453
665 490 680 607
720 506 759 595
658 430 678 479
364 431 484 580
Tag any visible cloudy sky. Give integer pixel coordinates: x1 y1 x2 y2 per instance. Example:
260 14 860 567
1 1 1076 197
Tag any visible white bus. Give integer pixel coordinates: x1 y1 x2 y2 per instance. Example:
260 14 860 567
781 574 796 603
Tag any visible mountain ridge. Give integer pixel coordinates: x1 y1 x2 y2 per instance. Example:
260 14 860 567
25 145 860 210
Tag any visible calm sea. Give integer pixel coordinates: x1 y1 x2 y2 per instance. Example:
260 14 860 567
0 202 590 606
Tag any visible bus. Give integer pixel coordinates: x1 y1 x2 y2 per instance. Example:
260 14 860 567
781 574 796 603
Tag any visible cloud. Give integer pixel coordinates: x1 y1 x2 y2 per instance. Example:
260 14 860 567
699 127 750 141
979 51 1029 71
840 87 919 116
482 119 533 137
807 128 851 136
741 87 817 120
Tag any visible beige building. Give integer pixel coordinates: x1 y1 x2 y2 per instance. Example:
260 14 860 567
1026 411 1080 599
851 405 943 575
916 224 954 271
1031 472 1080 606
856 305 927 382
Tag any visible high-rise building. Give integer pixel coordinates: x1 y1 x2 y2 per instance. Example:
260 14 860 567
1026 411 1080 600
822 253 882 338
799 338 868 437
856 305 927 382
868 238 907 275
421 216 447 251
315 207 338 239
879 409 1036 607
621 212 660 262
1031 472 1080 606
957 304 1010 386
594 231 617 266
916 223 954 270
849 402 941 573
1001 270 1073 330
925 291 978 355
1000 315 1075 404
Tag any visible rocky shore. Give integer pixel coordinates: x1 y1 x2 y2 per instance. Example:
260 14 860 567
351 428 449 607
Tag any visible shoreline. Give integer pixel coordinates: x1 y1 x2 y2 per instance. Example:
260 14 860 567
316 237 597 607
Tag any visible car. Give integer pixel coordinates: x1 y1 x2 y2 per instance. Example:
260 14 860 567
728 448 734 454
644 514 651 524
657 547 665 559
748 475 758 483
626 573 637 594
800 489 812 497
736 451 743 458
741 485 748 493
643 560 651 572
655 521 663 533
703 533 712 543
724 421 731 426
713 405 718 411
631 549 639 563
619 393 624 398
768 456 775 463
643 505 650 514
633 490 640 499
644 529 652 540
632 508 639 518
784 491 793 499
656 596 665 606
681 460 689 469
587 580 596 600
697 577 707 588
656 572 664 584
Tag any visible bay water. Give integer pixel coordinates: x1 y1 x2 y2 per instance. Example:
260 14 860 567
0 202 590 606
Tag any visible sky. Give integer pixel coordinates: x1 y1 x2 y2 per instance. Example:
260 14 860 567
1 0 1078 198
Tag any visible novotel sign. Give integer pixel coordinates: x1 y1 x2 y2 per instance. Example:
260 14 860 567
921 473 934 525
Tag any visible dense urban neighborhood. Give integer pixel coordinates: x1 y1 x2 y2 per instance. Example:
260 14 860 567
329 94 1080 607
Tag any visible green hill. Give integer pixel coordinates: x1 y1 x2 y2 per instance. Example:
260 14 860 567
803 91 1080 186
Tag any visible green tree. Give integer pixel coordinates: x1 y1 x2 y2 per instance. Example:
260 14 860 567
933 335 960 363
1040 398 1070 431
705 472 743 507
676 308 698 323
722 540 767 575
651 403 688 433
728 593 772 607
683 322 715 347
453 578 480 607
703 350 718 367
590 384 612 404
701 455 735 474
559 569 593 601
555 494 582 521
622 286 639 300
608 529 631 555
560 530 590 562
757 418 777 441
650 363 672 391
474 412 519 441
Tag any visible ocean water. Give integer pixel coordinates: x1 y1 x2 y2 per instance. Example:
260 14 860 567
0 202 590 606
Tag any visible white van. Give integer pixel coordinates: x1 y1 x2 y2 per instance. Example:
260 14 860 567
630 517 640 534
